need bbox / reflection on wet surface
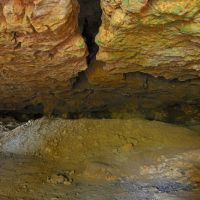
[0,149,200,200]
[0,118,200,199]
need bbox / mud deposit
[0,118,200,200]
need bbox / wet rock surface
[0,119,199,199]
[0,118,199,199]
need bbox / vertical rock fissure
[77,0,102,65]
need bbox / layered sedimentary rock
[96,0,200,80]
[0,0,87,111]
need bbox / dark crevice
[77,0,102,65]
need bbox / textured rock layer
[97,0,200,80]
[0,0,200,123]
[0,0,87,110]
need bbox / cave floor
[0,118,200,200]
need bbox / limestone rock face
[97,0,200,80]
[0,0,87,110]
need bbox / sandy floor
[0,117,200,199]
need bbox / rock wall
[0,0,87,110]
[0,0,199,123]
[97,0,200,80]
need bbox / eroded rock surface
[0,0,200,123]
[97,0,200,80]
[0,0,87,111]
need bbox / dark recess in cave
[77,0,102,65]
[0,104,44,122]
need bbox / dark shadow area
[0,104,44,122]
[77,0,102,65]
